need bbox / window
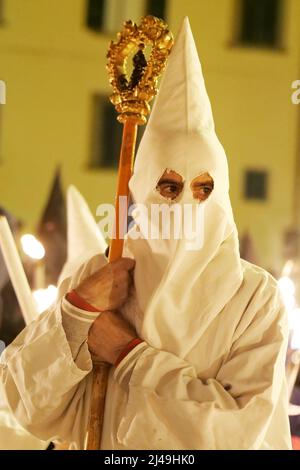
[86,0,105,31]
[86,0,167,34]
[146,0,167,19]
[238,0,281,48]
[244,170,268,200]
[90,95,121,169]
[90,95,144,169]
[0,0,5,24]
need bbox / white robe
[0,18,292,451]
[0,254,292,450]
[0,392,48,450]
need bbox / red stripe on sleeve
[114,338,144,368]
[66,290,102,313]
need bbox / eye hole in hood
[190,172,214,202]
[155,169,214,203]
[156,169,184,201]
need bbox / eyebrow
[157,179,183,185]
[192,180,214,186]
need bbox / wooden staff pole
[109,118,138,262]
[85,15,173,450]
[86,118,138,450]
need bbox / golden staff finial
[107,15,173,123]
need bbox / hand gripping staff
[86,16,173,450]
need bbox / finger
[115,269,133,288]
[128,268,134,284]
[114,269,128,282]
[111,257,135,272]
[129,283,135,297]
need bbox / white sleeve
[0,254,107,449]
[0,303,92,449]
[113,300,291,450]
[60,297,98,366]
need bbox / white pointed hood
[59,186,107,283]
[130,17,232,217]
[124,18,243,355]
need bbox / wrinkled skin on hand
[87,310,136,364]
[75,258,135,311]
[75,257,137,364]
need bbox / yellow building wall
[0,0,118,229]
[0,0,299,272]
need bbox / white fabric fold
[113,278,289,449]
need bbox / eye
[190,173,214,202]
[156,182,183,200]
[156,170,184,200]
[192,185,213,200]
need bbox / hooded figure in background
[58,185,107,283]
[0,208,25,345]
[0,18,291,450]
[0,208,48,450]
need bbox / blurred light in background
[289,309,300,350]
[278,275,300,350]
[33,285,58,314]
[20,234,45,260]
[278,276,296,311]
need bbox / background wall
[0,0,300,274]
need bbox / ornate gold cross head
[107,15,174,124]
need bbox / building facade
[0,0,300,272]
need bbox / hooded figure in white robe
[0,18,292,450]
[58,185,107,283]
